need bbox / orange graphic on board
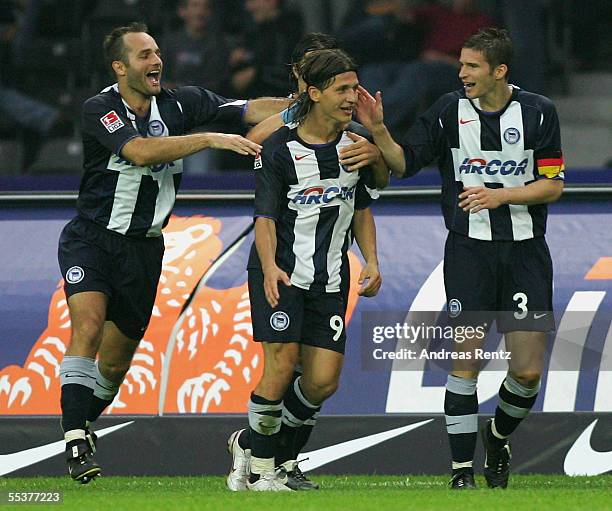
[0,215,364,415]
[585,257,612,280]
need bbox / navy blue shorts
[443,231,554,333]
[58,216,164,340]
[248,270,347,354]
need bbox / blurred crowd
[0,0,608,174]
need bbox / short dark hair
[291,32,339,68]
[103,22,149,76]
[290,32,339,88]
[292,48,357,124]
[463,27,513,73]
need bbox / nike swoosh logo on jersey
[459,118,477,125]
[564,419,612,476]
[0,421,133,476]
[299,419,433,472]
[534,313,548,319]
[294,153,313,161]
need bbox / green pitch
[2,475,611,510]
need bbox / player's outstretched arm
[246,113,285,144]
[247,99,305,143]
[459,179,564,214]
[121,133,262,167]
[352,208,382,297]
[243,97,292,125]
[254,217,291,308]
[355,86,406,177]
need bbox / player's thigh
[449,326,490,377]
[498,237,554,333]
[297,292,346,400]
[505,330,548,383]
[261,341,301,376]
[65,291,109,356]
[443,233,494,375]
[107,236,165,341]
[67,291,108,326]
[248,269,304,344]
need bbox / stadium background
[1,0,611,478]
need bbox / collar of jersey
[467,85,519,118]
[293,128,344,149]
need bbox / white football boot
[226,429,251,491]
[246,471,293,492]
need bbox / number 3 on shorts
[513,292,528,320]
[329,315,344,341]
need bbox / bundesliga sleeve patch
[537,157,565,179]
[100,110,125,133]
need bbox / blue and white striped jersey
[401,85,564,241]
[248,121,379,293]
[78,84,245,237]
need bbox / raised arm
[355,86,406,177]
[246,113,285,144]
[243,97,292,125]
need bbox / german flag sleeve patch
[537,153,565,180]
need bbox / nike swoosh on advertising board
[564,419,612,476]
[300,419,434,472]
[0,420,431,476]
[0,421,134,476]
